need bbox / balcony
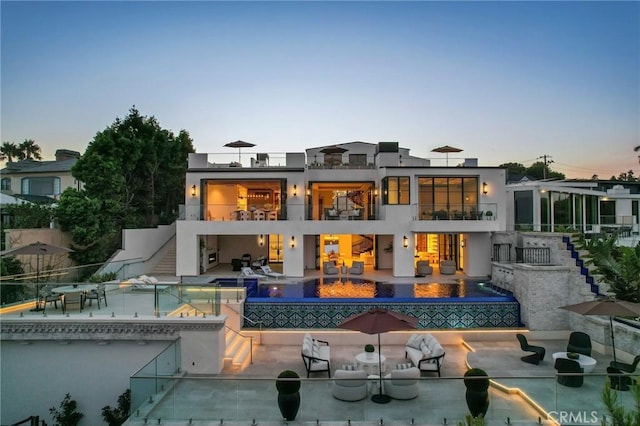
[415,203,497,221]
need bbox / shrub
[463,368,489,391]
[102,389,131,426]
[276,370,301,394]
[49,393,83,426]
[364,344,375,353]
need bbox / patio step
[224,329,252,372]
[152,237,176,276]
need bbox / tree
[3,203,55,229]
[610,170,639,182]
[0,256,25,304]
[49,393,83,426]
[0,141,20,162]
[526,161,565,180]
[498,162,527,178]
[17,138,42,160]
[102,389,131,426]
[56,107,194,265]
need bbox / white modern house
[177,141,506,280]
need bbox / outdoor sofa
[404,333,446,376]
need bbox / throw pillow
[396,363,413,370]
[341,364,357,371]
[406,334,423,350]
[312,341,320,356]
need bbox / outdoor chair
[62,291,84,314]
[383,366,420,400]
[240,253,252,268]
[231,258,243,271]
[607,366,636,391]
[567,331,592,356]
[439,260,456,275]
[332,369,367,401]
[85,283,107,309]
[416,261,433,276]
[516,334,545,365]
[251,256,268,269]
[240,267,266,279]
[610,355,640,374]
[349,261,364,275]
[39,285,61,312]
[260,265,286,279]
[555,358,584,388]
[324,261,339,275]
[301,333,331,378]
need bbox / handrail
[224,325,254,365]
[224,301,264,330]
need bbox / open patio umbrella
[431,145,463,166]
[320,145,349,154]
[560,297,640,364]
[338,308,419,403]
[224,140,255,163]
[0,241,73,311]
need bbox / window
[21,177,61,197]
[1,178,10,191]
[417,176,479,216]
[348,154,367,166]
[382,177,409,205]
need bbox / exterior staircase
[561,235,601,296]
[151,237,176,276]
[224,328,253,372]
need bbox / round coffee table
[552,352,597,373]
[355,352,386,375]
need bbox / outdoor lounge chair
[610,355,640,374]
[555,358,584,387]
[301,333,331,378]
[567,331,592,356]
[240,267,267,279]
[516,334,545,365]
[251,256,268,269]
[260,265,286,279]
[324,261,339,275]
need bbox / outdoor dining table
[51,284,98,295]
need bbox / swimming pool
[249,278,511,299]
[241,278,521,329]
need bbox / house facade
[177,142,507,279]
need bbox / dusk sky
[1,1,638,179]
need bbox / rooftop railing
[414,203,498,221]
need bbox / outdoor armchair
[85,283,107,309]
[383,367,420,400]
[416,261,433,276]
[332,369,367,401]
[323,261,339,275]
[349,261,364,275]
[555,358,584,387]
[610,355,640,374]
[39,285,61,312]
[516,334,545,365]
[62,291,84,314]
[567,331,592,356]
[301,333,331,378]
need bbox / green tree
[17,138,42,160]
[49,393,83,426]
[101,389,131,426]
[526,161,565,180]
[611,170,638,182]
[0,141,20,162]
[56,107,194,264]
[3,203,55,229]
[0,256,25,304]
[498,162,527,179]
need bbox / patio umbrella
[560,297,640,364]
[431,145,463,166]
[0,241,73,311]
[224,140,255,163]
[320,145,348,154]
[338,308,419,403]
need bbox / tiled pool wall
[243,298,522,329]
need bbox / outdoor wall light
[293,185,297,197]
[306,188,311,196]
[482,182,488,195]
[290,236,296,248]
[402,235,409,249]
[258,235,264,247]
[374,188,379,196]
[191,185,197,197]
[461,239,466,248]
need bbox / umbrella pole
[371,333,391,404]
[30,254,43,312]
[610,316,617,364]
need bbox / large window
[417,176,479,217]
[382,177,409,205]
[1,178,10,191]
[514,190,533,230]
[21,177,61,196]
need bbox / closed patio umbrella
[0,241,73,311]
[338,308,418,403]
[560,297,640,364]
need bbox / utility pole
[537,154,554,179]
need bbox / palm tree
[18,139,42,160]
[0,142,20,162]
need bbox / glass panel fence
[129,373,639,424]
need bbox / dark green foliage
[276,370,301,394]
[3,203,55,229]
[102,389,131,426]
[601,379,640,425]
[89,272,117,283]
[49,393,83,426]
[364,344,375,353]
[575,234,640,303]
[0,256,25,304]
[55,106,195,265]
[464,368,490,419]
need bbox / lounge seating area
[404,333,446,376]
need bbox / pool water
[249,278,510,299]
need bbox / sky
[1,1,638,179]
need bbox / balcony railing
[415,203,498,221]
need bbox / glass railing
[128,372,638,424]
[0,281,246,318]
[415,203,498,221]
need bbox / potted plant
[276,370,301,421]
[485,211,493,220]
[463,368,490,419]
[364,344,375,359]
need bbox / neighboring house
[505,179,640,239]
[0,149,81,200]
[178,141,507,278]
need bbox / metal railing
[515,247,551,264]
